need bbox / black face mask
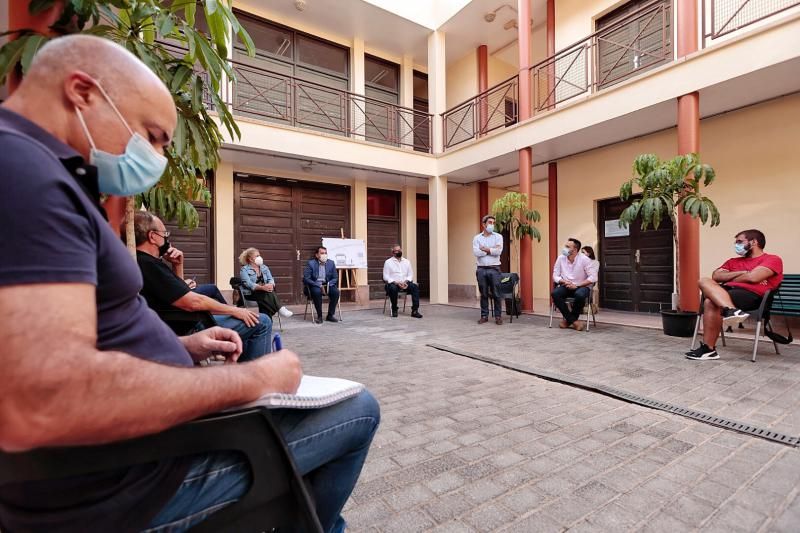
[158,237,171,257]
[393,251,402,258]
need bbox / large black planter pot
[661,309,698,337]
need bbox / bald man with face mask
[0,35,379,533]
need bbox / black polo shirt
[0,107,193,532]
[136,250,193,309]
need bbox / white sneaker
[278,306,294,318]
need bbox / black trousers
[551,285,591,324]
[245,290,282,317]
[476,267,502,318]
[385,282,420,311]
[306,284,340,318]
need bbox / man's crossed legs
[686,277,756,361]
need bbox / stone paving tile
[275,305,800,531]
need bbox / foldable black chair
[231,277,282,332]
[383,287,408,315]
[0,408,323,532]
[548,282,597,331]
[690,285,781,362]
[302,285,343,322]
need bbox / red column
[478,180,489,231]
[7,0,62,93]
[477,45,488,135]
[546,0,555,109]
[518,0,533,311]
[677,0,700,312]
[548,162,558,276]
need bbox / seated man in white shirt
[383,244,422,319]
[552,237,598,331]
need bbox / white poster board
[604,219,630,238]
[322,238,368,269]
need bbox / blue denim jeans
[212,313,272,361]
[143,390,380,533]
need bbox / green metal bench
[771,274,800,318]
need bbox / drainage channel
[427,343,799,448]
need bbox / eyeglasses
[151,230,170,239]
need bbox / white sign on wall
[321,238,368,269]
[604,219,630,238]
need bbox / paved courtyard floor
[278,304,800,532]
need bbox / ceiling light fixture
[294,0,307,12]
[484,3,517,23]
[301,161,314,173]
[488,167,500,176]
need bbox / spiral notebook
[233,375,364,410]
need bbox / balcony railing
[703,0,800,44]
[222,59,432,153]
[442,76,519,150]
[442,0,672,150]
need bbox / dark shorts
[723,286,762,311]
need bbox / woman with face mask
[238,248,293,319]
[581,246,601,316]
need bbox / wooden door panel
[416,219,430,298]
[367,218,400,299]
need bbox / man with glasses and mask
[551,237,598,331]
[686,229,783,361]
[383,244,423,318]
[133,210,273,361]
[0,36,379,533]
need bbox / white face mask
[254,256,264,266]
[319,254,328,262]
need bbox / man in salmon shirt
[686,229,783,361]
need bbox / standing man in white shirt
[473,215,504,325]
[552,237,598,330]
[383,244,423,318]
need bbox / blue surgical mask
[75,82,167,196]
[561,247,570,257]
[485,224,495,233]
[734,242,749,256]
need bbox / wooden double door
[165,175,215,284]
[598,197,673,312]
[234,175,350,304]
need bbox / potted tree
[618,153,720,336]
[491,191,541,316]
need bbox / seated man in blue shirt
[303,246,340,324]
[133,210,272,360]
[0,35,379,533]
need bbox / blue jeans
[476,267,502,318]
[143,390,381,533]
[212,313,271,361]
[193,284,227,304]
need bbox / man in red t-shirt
[686,229,783,361]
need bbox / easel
[337,228,359,302]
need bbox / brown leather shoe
[571,321,586,331]
[478,317,489,324]
[495,317,503,325]
[559,319,568,329]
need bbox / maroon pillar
[478,180,489,231]
[677,0,700,312]
[477,44,488,135]
[518,0,533,311]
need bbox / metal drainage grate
[427,343,800,447]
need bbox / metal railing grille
[706,0,800,39]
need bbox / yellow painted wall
[555,0,626,50]
[446,50,520,109]
[556,94,800,296]
[447,183,479,286]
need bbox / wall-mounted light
[295,0,307,12]
[301,161,314,172]
[488,167,500,176]
[484,4,517,23]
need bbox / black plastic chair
[548,282,597,331]
[488,273,520,323]
[690,285,781,362]
[0,408,323,532]
[231,277,282,332]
